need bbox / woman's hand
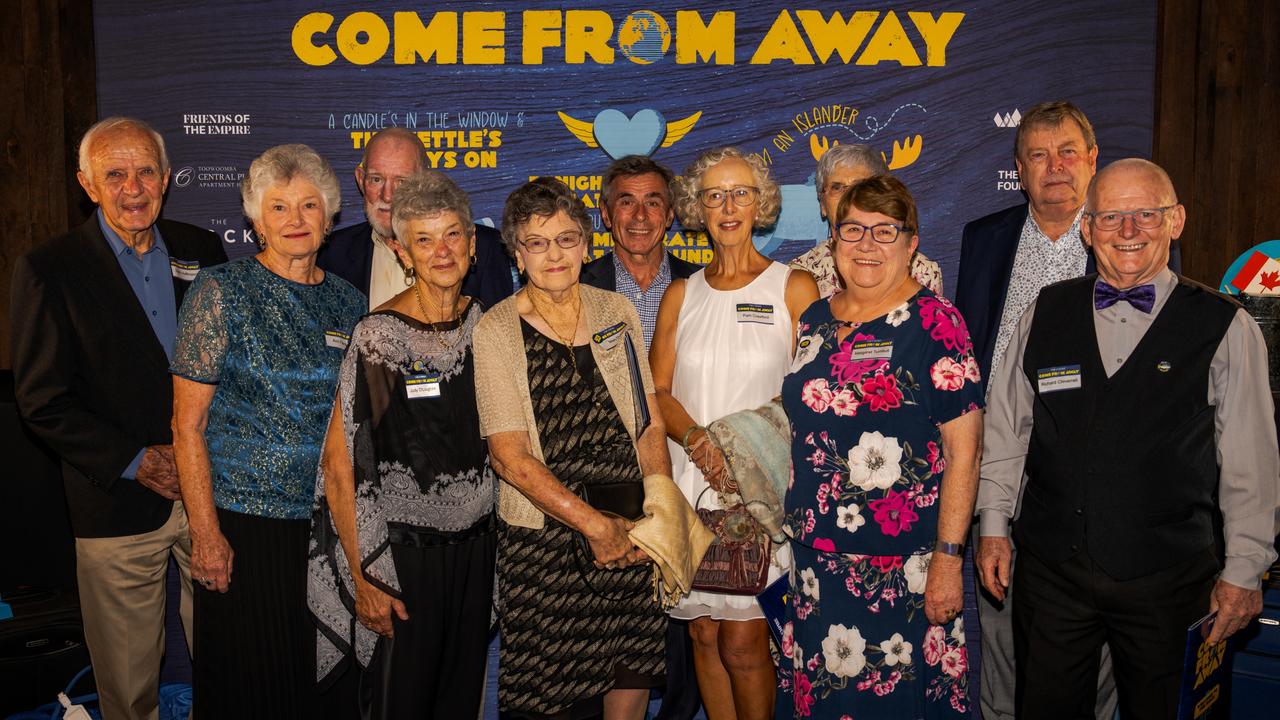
[924,552,964,625]
[190,527,235,594]
[686,430,735,493]
[355,579,409,638]
[586,514,636,569]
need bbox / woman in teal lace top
[171,144,364,719]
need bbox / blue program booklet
[757,576,790,645]
[1177,611,1228,719]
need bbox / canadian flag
[1228,251,1280,295]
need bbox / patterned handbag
[690,486,772,595]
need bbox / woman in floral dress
[780,175,983,718]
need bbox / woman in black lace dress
[473,178,671,719]
[308,171,496,718]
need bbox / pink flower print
[857,669,882,691]
[941,647,968,678]
[926,441,945,474]
[794,671,815,717]
[874,682,893,696]
[861,373,903,412]
[924,625,946,666]
[869,555,904,573]
[915,486,939,508]
[868,490,919,536]
[963,354,982,383]
[816,484,830,515]
[829,333,889,383]
[809,448,827,467]
[829,478,842,499]
[844,575,859,595]
[930,356,966,391]
[807,653,822,672]
[804,509,816,534]
[881,586,898,606]
[951,694,968,713]
[830,388,860,416]
[917,296,971,352]
[782,622,796,661]
[812,537,836,552]
[802,378,835,413]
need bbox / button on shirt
[987,209,1088,393]
[614,252,671,346]
[98,208,178,477]
[978,268,1280,589]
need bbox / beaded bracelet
[681,424,705,450]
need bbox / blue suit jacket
[954,202,1182,387]
[316,221,514,309]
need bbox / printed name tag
[736,303,775,325]
[324,330,350,350]
[170,258,200,281]
[405,373,442,399]
[849,339,893,361]
[1037,364,1082,393]
[592,321,627,352]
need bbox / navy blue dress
[779,291,983,719]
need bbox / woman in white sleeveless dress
[651,147,819,720]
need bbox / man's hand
[925,553,965,625]
[977,535,1013,602]
[1206,579,1263,644]
[136,444,181,500]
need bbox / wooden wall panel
[1154,0,1280,287]
[0,0,97,370]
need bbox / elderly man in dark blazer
[317,126,512,309]
[579,155,699,720]
[10,117,226,720]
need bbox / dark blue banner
[95,1,1156,289]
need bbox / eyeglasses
[698,186,759,209]
[834,221,911,244]
[518,230,584,254]
[1086,206,1174,231]
[824,182,855,197]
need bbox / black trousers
[1013,544,1218,720]
[193,509,317,720]
[366,532,497,719]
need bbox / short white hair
[241,144,341,224]
[78,117,170,176]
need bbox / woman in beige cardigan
[474,177,682,720]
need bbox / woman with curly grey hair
[171,143,364,717]
[308,170,496,718]
[650,146,819,720]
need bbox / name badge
[405,373,442,399]
[324,330,350,350]
[1037,364,1082,393]
[849,339,893,361]
[170,258,200,281]
[592,321,627,352]
[736,303,775,325]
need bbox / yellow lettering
[796,11,877,64]
[751,11,814,65]
[523,10,562,64]
[565,11,614,64]
[463,12,505,64]
[393,11,457,64]
[857,11,922,66]
[336,12,390,66]
[909,12,964,66]
[675,11,734,65]
[292,13,336,66]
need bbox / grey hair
[1085,158,1178,211]
[815,143,888,199]
[78,117,170,176]
[390,171,475,241]
[241,144,341,224]
[673,147,781,231]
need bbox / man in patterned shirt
[956,100,1173,720]
[581,155,699,346]
[789,143,944,297]
[579,154,701,720]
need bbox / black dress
[496,321,666,719]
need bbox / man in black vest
[976,158,1278,718]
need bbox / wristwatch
[934,540,965,558]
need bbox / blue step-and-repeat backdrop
[94,0,1156,290]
